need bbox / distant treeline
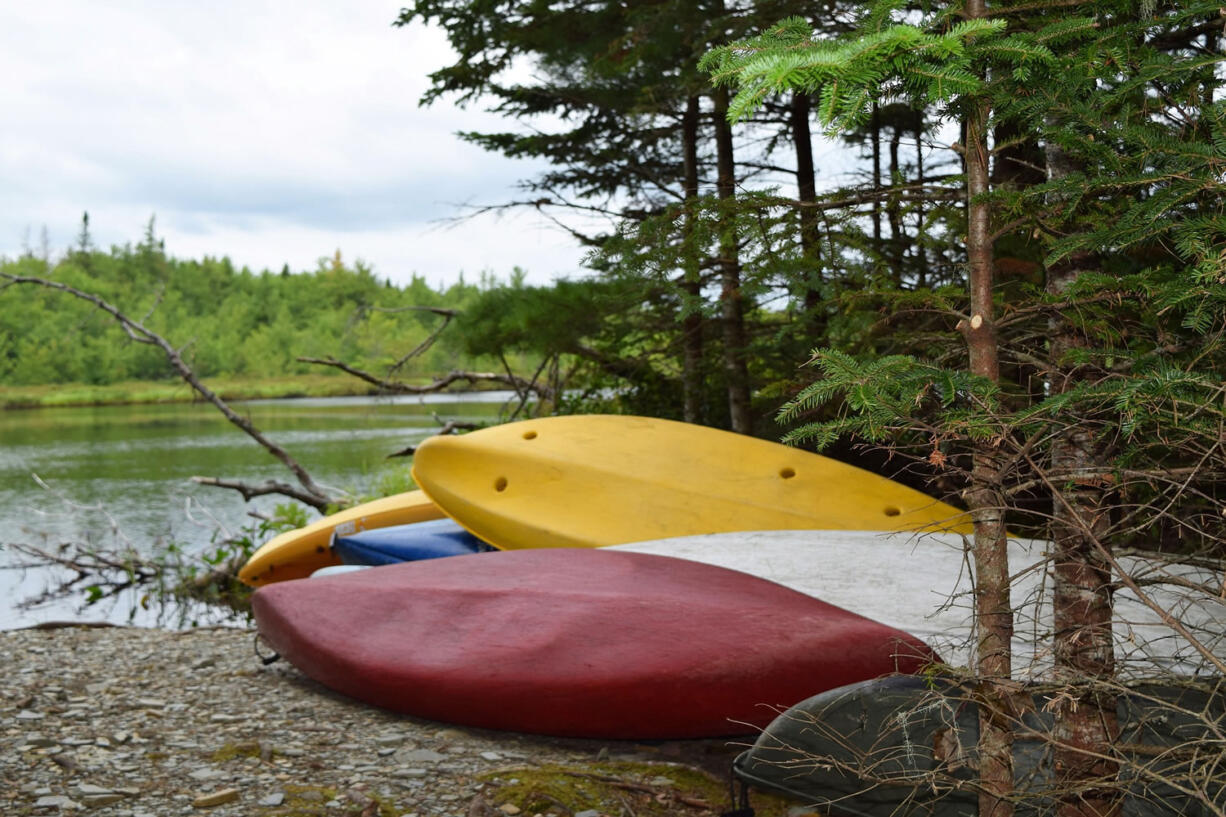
[0,226,515,388]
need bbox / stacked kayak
[244,413,979,738]
[239,490,444,586]
[297,528,1226,676]
[331,518,490,566]
[410,414,972,549]
[239,414,971,584]
[252,548,939,739]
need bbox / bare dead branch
[0,273,336,509]
[386,417,482,459]
[189,476,336,509]
[386,309,456,377]
[297,357,554,401]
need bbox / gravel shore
[1,625,766,817]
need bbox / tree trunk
[961,3,1014,813]
[791,92,822,316]
[712,84,753,434]
[1045,135,1120,817]
[915,114,929,289]
[870,102,882,248]
[680,94,705,425]
[888,119,904,284]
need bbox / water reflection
[0,392,516,629]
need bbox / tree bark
[1044,136,1120,817]
[870,102,882,247]
[791,92,822,315]
[712,84,753,434]
[680,94,705,425]
[888,116,905,283]
[915,114,929,288]
[961,3,1013,814]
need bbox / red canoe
[252,549,938,739]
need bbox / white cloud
[0,1,589,286]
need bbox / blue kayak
[330,518,491,566]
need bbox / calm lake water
[0,392,519,629]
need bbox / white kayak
[611,530,1226,678]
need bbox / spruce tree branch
[982,0,1098,17]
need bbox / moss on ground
[477,761,807,816]
[210,740,268,762]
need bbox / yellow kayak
[238,490,445,586]
[411,415,972,550]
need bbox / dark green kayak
[734,674,1225,817]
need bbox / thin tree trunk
[1045,136,1120,817]
[888,120,904,284]
[680,95,705,425]
[915,115,929,288]
[792,92,822,315]
[870,102,882,248]
[961,3,1014,814]
[712,84,753,434]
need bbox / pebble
[0,626,736,816]
[192,788,240,808]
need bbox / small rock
[480,751,502,762]
[575,811,602,817]
[74,784,114,796]
[134,699,165,709]
[188,768,226,781]
[498,805,521,816]
[257,792,285,807]
[34,795,83,809]
[16,709,45,720]
[192,656,217,670]
[191,788,240,808]
[397,748,447,763]
[82,793,125,807]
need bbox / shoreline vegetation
[0,373,452,410]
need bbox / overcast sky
[0,1,588,288]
